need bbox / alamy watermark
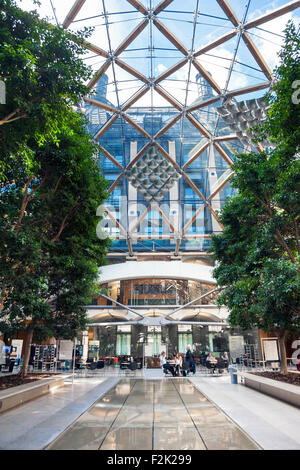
[292,80,300,105]
[0,80,6,105]
[292,340,300,366]
[96,196,210,249]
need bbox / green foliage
[211,21,300,342]
[264,21,300,148]
[0,0,93,174]
[0,110,110,340]
[0,1,110,342]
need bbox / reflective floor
[47,379,259,450]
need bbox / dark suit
[185,349,196,374]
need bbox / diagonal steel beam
[154,113,182,139]
[114,19,149,56]
[214,135,238,142]
[242,32,272,80]
[185,113,212,139]
[182,173,224,229]
[194,30,237,57]
[122,113,152,139]
[115,58,149,83]
[104,207,127,238]
[98,293,145,318]
[153,0,175,15]
[129,203,152,234]
[153,142,181,170]
[82,40,110,58]
[88,59,111,89]
[154,85,183,111]
[126,142,152,169]
[108,173,123,193]
[244,1,300,30]
[182,173,211,206]
[153,18,189,55]
[213,142,234,167]
[182,141,210,170]
[84,97,117,114]
[122,85,149,111]
[62,0,86,29]
[192,59,223,94]
[126,0,148,15]
[208,170,234,200]
[154,58,189,85]
[153,203,176,233]
[166,287,222,318]
[94,114,119,140]
[187,95,220,113]
[216,0,239,27]
[227,80,271,98]
[100,146,124,170]
[182,204,205,236]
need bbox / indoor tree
[0,109,110,375]
[211,21,300,374]
[0,0,93,174]
[0,1,110,375]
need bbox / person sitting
[221,351,229,362]
[160,351,176,376]
[206,352,217,373]
[185,345,196,376]
[174,353,183,376]
[220,351,229,371]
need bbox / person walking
[185,345,196,376]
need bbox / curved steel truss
[60,0,299,255]
[87,286,228,327]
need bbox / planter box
[239,372,300,408]
[0,376,65,414]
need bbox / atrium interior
[0,0,299,453]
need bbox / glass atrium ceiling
[18,0,300,255]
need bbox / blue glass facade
[86,74,243,253]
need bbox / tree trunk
[278,330,288,375]
[21,324,34,378]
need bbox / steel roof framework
[61,0,300,255]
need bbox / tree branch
[14,174,48,234]
[51,202,80,243]
[252,191,298,266]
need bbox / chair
[153,357,161,368]
[147,357,154,368]
[206,361,216,374]
[216,360,229,373]
[88,361,97,370]
[181,361,190,377]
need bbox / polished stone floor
[47,379,259,450]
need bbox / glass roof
[17,1,300,107]
[17,0,300,256]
